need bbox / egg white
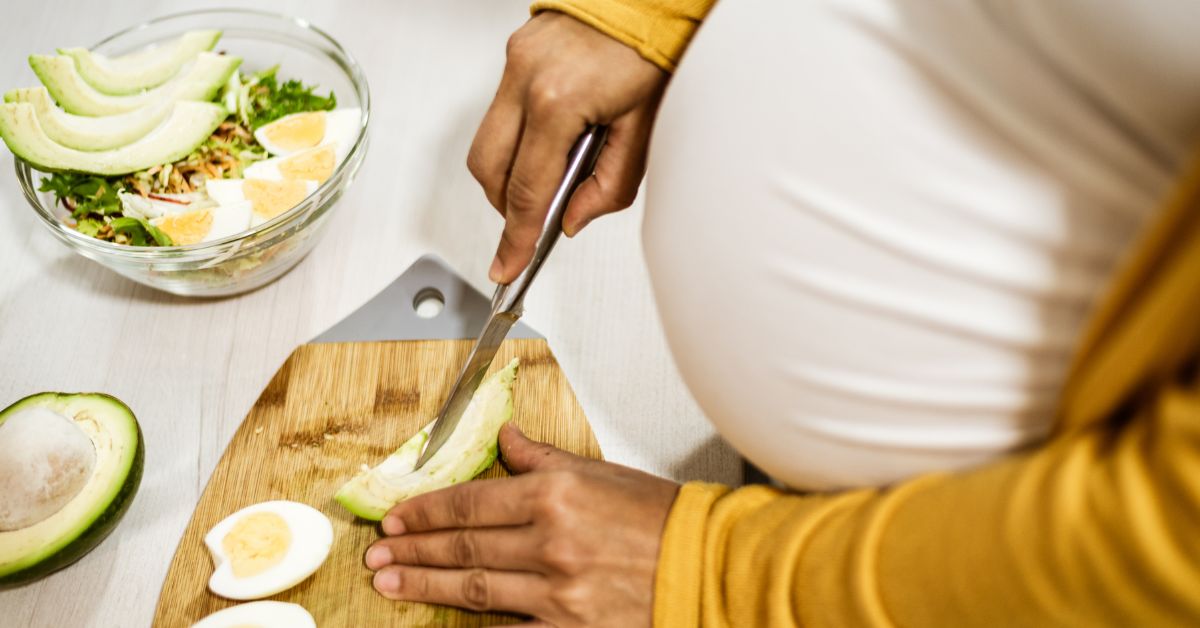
[205,178,320,227]
[204,200,253,242]
[191,601,316,628]
[253,107,361,160]
[204,500,333,601]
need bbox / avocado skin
[0,392,144,589]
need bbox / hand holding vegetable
[365,423,679,627]
[469,12,669,283]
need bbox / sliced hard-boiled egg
[118,191,215,221]
[191,601,316,628]
[244,144,337,184]
[205,178,319,226]
[253,108,360,160]
[151,200,252,245]
[204,500,333,601]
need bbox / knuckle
[505,174,541,216]
[462,568,491,611]
[450,488,476,525]
[451,530,478,567]
[403,506,431,533]
[526,78,572,115]
[466,148,488,183]
[534,471,582,519]
[550,582,593,622]
[505,31,532,67]
[540,536,581,575]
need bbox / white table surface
[0,1,741,625]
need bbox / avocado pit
[0,406,96,531]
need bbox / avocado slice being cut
[58,29,221,96]
[7,86,200,152]
[0,393,144,588]
[336,359,519,521]
[0,100,226,175]
[25,51,239,117]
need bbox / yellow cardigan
[533,1,1200,624]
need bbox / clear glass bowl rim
[13,8,371,262]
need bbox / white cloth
[642,0,1200,490]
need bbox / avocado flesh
[336,359,518,521]
[0,100,226,175]
[7,86,201,152]
[26,52,240,117]
[59,29,221,96]
[0,393,143,588]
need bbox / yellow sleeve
[654,382,1200,626]
[654,150,1200,627]
[530,0,716,71]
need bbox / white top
[643,0,1200,489]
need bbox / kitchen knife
[414,125,608,469]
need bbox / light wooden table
[0,1,741,625]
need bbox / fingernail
[564,218,590,238]
[374,569,401,594]
[365,545,392,570]
[382,515,405,536]
[488,256,503,282]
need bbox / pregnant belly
[641,0,1170,489]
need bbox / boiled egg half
[191,601,316,628]
[254,108,360,162]
[151,201,253,245]
[244,144,337,184]
[205,500,333,600]
[206,178,319,226]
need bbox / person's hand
[469,12,669,284]
[364,423,680,627]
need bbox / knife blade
[415,125,608,469]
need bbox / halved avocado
[0,393,144,588]
[26,52,239,117]
[336,359,519,521]
[0,100,226,175]
[58,29,221,96]
[7,87,184,152]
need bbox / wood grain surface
[154,338,602,627]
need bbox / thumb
[499,422,591,474]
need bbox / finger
[494,622,553,628]
[373,565,549,616]
[467,88,524,215]
[492,104,585,283]
[381,473,542,535]
[500,422,592,474]
[562,105,656,237]
[366,526,543,572]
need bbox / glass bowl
[14,9,370,297]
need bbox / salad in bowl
[4,10,369,296]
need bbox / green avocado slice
[25,51,239,117]
[336,359,519,521]
[0,100,226,175]
[58,29,221,96]
[0,393,144,588]
[6,86,202,152]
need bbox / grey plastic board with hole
[311,255,542,343]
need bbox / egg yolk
[261,112,326,152]
[154,209,213,245]
[221,511,292,579]
[279,146,335,183]
[243,179,312,221]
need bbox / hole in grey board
[413,288,445,319]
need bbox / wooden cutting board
[153,338,602,627]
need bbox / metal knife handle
[491,125,609,316]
